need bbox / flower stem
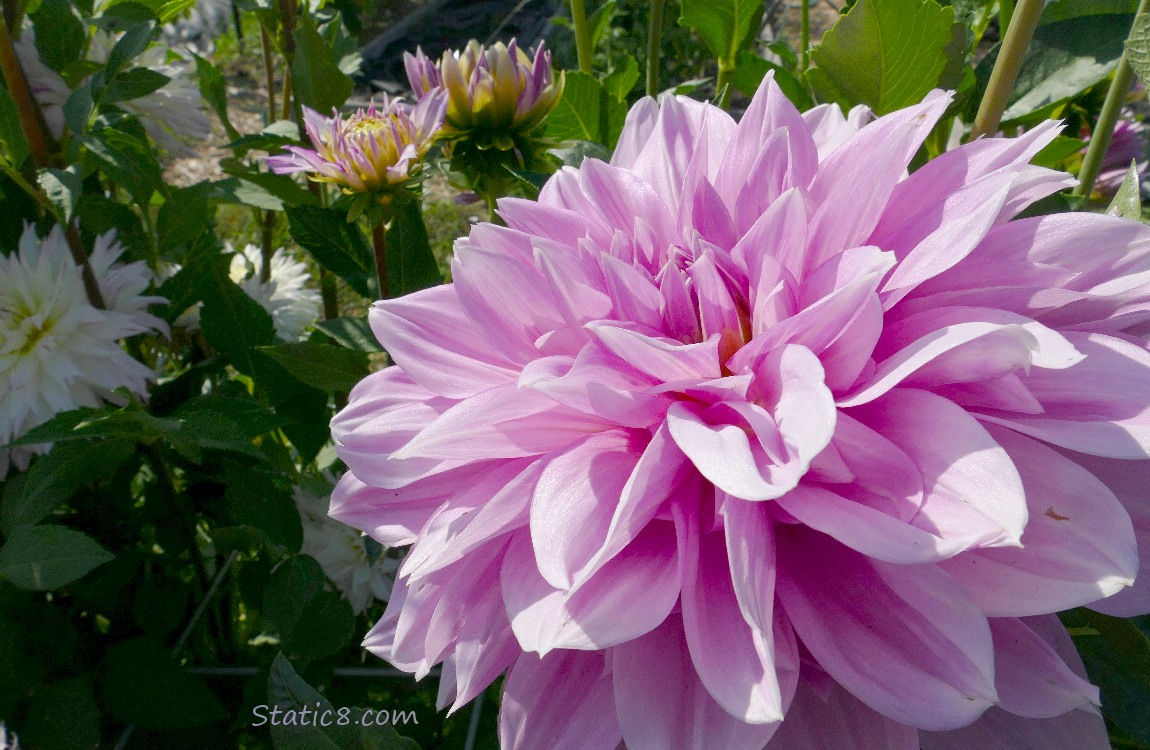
[968,0,1043,141]
[716,62,734,110]
[1072,0,1150,200]
[371,221,391,299]
[570,0,593,74]
[645,0,666,96]
[801,0,811,73]
[0,17,56,168]
[260,24,278,123]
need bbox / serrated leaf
[101,20,156,79]
[1,439,136,533]
[0,526,114,590]
[808,0,958,115]
[193,52,240,141]
[315,317,383,352]
[199,265,277,374]
[387,197,442,297]
[974,13,1132,125]
[286,205,377,298]
[37,165,82,222]
[603,55,640,101]
[291,14,353,113]
[543,70,628,149]
[1107,160,1143,219]
[733,52,814,111]
[1126,13,1150,86]
[258,343,370,392]
[678,0,763,67]
[103,637,228,728]
[81,129,164,204]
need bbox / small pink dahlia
[331,75,1150,748]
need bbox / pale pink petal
[765,678,919,750]
[918,708,1109,750]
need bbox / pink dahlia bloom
[1093,116,1147,195]
[267,94,447,194]
[331,75,1150,748]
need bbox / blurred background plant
[1,0,1150,749]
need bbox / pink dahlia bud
[331,74,1150,748]
[404,39,563,139]
[1092,117,1147,195]
[267,92,447,194]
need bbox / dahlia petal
[578,159,677,251]
[611,96,660,169]
[503,524,679,652]
[572,423,694,588]
[499,649,622,750]
[369,286,518,398]
[918,708,1109,750]
[941,428,1137,616]
[983,333,1150,459]
[679,505,785,724]
[533,240,613,331]
[805,93,950,270]
[519,347,668,427]
[599,251,664,330]
[849,388,1028,548]
[666,401,786,501]
[329,472,446,546]
[452,244,562,362]
[398,384,612,461]
[989,617,1099,719]
[730,187,805,310]
[444,589,521,712]
[530,429,644,588]
[613,616,781,750]
[764,679,919,750]
[587,322,720,381]
[776,485,973,563]
[776,527,997,730]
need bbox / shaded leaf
[1107,160,1143,219]
[103,67,170,104]
[258,342,370,392]
[1073,609,1150,744]
[315,317,383,353]
[733,51,814,110]
[81,129,164,204]
[37,165,82,223]
[387,197,441,297]
[193,52,240,141]
[199,262,277,374]
[102,637,228,728]
[291,14,353,113]
[0,526,114,591]
[286,205,377,298]
[0,85,30,167]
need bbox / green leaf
[315,317,384,352]
[602,55,640,101]
[216,463,302,555]
[156,250,226,323]
[543,70,628,149]
[254,356,331,464]
[0,526,114,591]
[10,402,182,447]
[101,20,156,80]
[81,129,164,204]
[291,13,353,113]
[199,262,277,374]
[550,139,612,167]
[589,0,619,48]
[267,653,423,750]
[285,205,377,298]
[30,0,87,72]
[732,52,814,111]
[102,637,228,728]
[678,0,764,67]
[289,591,355,661]
[21,675,101,750]
[259,342,370,392]
[973,13,1132,125]
[158,181,218,251]
[193,52,240,141]
[221,158,318,210]
[1042,0,1139,24]
[63,84,94,136]
[37,165,82,223]
[1,439,135,532]
[1031,134,1087,168]
[1126,13,1150,86]
[1107,160,1144,220]
[808,0,958,115]
[262,555,326,639]
[169,384,285,458]
[0,85,30,167]
[387,197,442,297]
[102,67,170,104]
[1074,610,1150,743]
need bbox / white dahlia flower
[294,482,398,614]
[228,244,322,341]
[0,226,166,476]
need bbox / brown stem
[0,16,56,166]
[66,224,107,308]
[2,0,20,35]
[371,221,390,299]
[280,69,293,122]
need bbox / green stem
[968,0,1043,141]
[371,220,391,299]
[570,0,593,74]
[259,209,275,281]
[645,0,666,96]
[319,268,338,320]
[998,0,1015,39]
[2,0,21,37]
[801,0,811,73]
[716,62,734,110]
[1073,0,1150,199]
[260,24,277,123]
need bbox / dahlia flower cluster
[267,94,448,200]
[1,227,166,476]
[405,40,563,144]
[331,76,1150,748]
[14,27,211,156]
